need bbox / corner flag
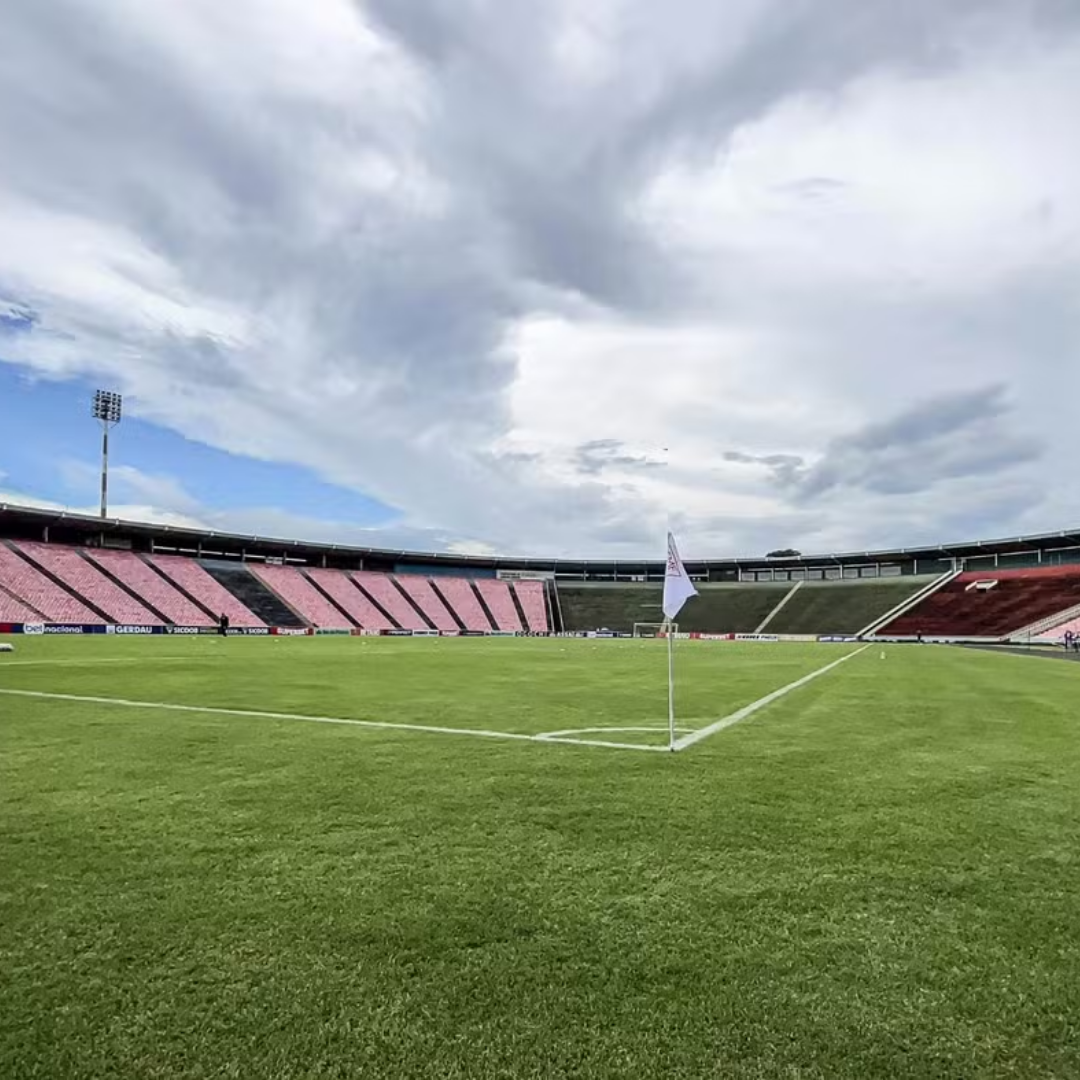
[663,532,697,621]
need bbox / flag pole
[667,622,676,751]
[663,531,697,755]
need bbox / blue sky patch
[0,362,397,526]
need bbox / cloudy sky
[1,0,1078,558]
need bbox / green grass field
[2,637,1079,1078]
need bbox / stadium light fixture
[92,389,123,519]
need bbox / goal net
[633,622,677,638]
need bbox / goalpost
[633,622,677,638]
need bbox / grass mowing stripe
[674,643,870,750]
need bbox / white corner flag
[662,532,697,752]
[663,532,698,621]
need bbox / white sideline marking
[672,644,870,751]
[0,657,198,668]
[0,686,666,753]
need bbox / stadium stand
[6,499,1080,642]
[557,583,788,634]
[513,580,550,633]
[432,577,492,632]
[85,549,213,626]
[352,572,428,631]
[201,564,304,627]
[394,575,459,632]
[766,578,937,635]
[556,585,660,633]
[15,541,160,624]
[474,578,523,632]
[306,568,393,631]
[669,585,787,633]
[883,566,1080,638]
[1038,614,1080,642]
[149,555,265,627]
[250,564,349,628]
[0,582,43,623]
[0,543,103,623]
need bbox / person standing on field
[219,612,230,637]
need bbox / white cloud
[640,35,1080,296]
[1,0,1079,558]
[0,195,250,354]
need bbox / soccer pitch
[2,638,1079,1078]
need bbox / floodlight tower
[92,389,122,519]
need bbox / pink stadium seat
[1038,614,1080,641]
[475,578,523,632]
[149,555,264,627]
[513,580,549,632]
[249,564,347,628]
[0,543,102,623]
[394,575,458,632]
[306,569,392,630]
[351,572,427,631]
[0,583,42,623]
[16,542,159,624]
[433,577,492,632]
[85,549,213,625]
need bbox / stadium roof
[2,502,1079,573]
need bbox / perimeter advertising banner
[1,623,542,638]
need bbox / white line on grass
[672,644,871,751]
[0,686,668,753]
[536,734,670,752]
[536,725,692,741]
[0,657,200,668]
